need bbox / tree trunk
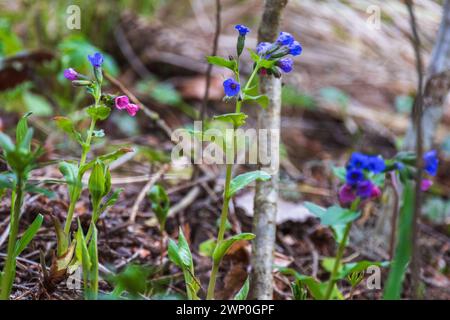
[250,0,287,300]
[403,0,450,151]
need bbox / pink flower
[338,184,356,205]
[64,68,78,81]
[370,185,382,199]
[126,103,139,117]
[421,179,433,192]
[115,95,129,110]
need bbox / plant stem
[206,164,232,300]
[63,96,98,236]
[206,65,261,300]
[0,175,24,300]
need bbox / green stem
[324,222,352,300]
[206,64,261,300]
[206,164,232,300]
[324,200,359,300]
[0,175,24,300]
[63,95,98,236]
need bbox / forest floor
[0,0,449,300]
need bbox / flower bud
[64,68,79,81]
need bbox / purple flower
[115,95,129,110]
[126,103,139,117]
[289,41,303,56]
[421,179,433,191]
[63,68,78,81]
[370,185,382,199]
[235,24,250,36]
[423,150,438,176]
[277,58,293,73]
[338,184,356,205]
[276,32,294,46]
[223,78,240,97]
[88,52,104,68]
[356,180,375,199]
[346,168,364,185]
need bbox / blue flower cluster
[345,152,385,186]
[339,152,385,204]
[256,31,302,74]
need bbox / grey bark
[250,0,287,300]
[403,0,450,151]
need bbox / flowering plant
[168,26,302,300]
[297,149,439,300]
[51,52,136,299]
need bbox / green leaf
[54,116,83,145]
[338,261,389,280]
[52,216,69,257]
[168,238,182,267]
[148,184,170,231]
[25,184,55,198]
[248,49,260,63]
[228,171,271,198]
[243,94,269,109]
[371,173,385,187]
[16,127,33,151]
[213,233,255,263]
[86,105,111,121]
[198,238,216,257]
[291,280,308,300]
[178,228,194,268]
[303,202,326,217]
[234,277,250,300]
[75,220,89,269]
[384,181,414,300]
[88,161,107,211]
[14,214,43,257]
[331,166,346,182]
[100,188,123,213]
[206,56,237,72]
[59,161,82,200]
[88,225,99,300]
[304,203,360,226]
[213,112,248,128]
[168,229,199,300]
[282,85,316,109]
[0,132,15,153]
[259,59,275,69]
[23,92,52,116]
[16,112,31,146]
[277,267,325,300]
[80,147,133,176]
[331,224,347,244]
[0,172,15,189]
